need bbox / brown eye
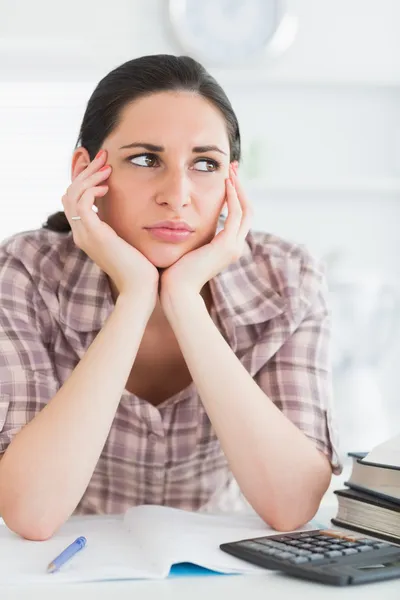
[194,159,219,172]
[129,153,158,167]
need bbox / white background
[0,0,399,455]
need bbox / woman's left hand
[160,165,253,300]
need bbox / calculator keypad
[237,531,393,565]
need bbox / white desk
[2,570,400,600]
[2,473,400,599]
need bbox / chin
[143,246,187,269]
[137,231,215,269]
[152,257,181,269]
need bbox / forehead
[108,91,229,148]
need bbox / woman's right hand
[62,149,159,305]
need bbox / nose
[155,170,191,210]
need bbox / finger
[231,160,239,176]
[222,178,242,237]
[73,149,108,184]
[230,169,253,238]
[238,208,252,240]
[67,164,112,201]
[64,185,108,228]
[230,167,249,210]
[76,185,109,227]
[62,165,111,216]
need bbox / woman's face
[72,91,233,269]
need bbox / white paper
[123,505,276,575]
[0,505,313,584]
[0,515,161,584]
[363,433,400,468]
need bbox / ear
[70,147,91,181]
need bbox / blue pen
[47,536,87,573]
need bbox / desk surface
[2,472,400,598]
[2,569,400,600]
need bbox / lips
[145,226,194,243]
[145,220,194,232]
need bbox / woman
[0,54,341,540]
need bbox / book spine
[344,482,400,507]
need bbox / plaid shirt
[0,226,341,515]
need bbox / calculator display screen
[357,560,400,571]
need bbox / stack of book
[331,434,400,544]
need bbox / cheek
[195,172,225,192]
[96,181,141,228]
[193,174,226,209]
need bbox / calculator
[220,529,400,586]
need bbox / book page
[363,433,400,468]
[123,504,310,575]
[0,506,314,584]
[0,515,165,585]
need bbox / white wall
[0,0,399,455]
[1,0,399,83]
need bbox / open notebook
[0,504,314,584]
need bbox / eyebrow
[119,142,227,155]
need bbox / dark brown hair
[43,54,241,232]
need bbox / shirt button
[148,433,158,443]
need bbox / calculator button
[262,548,280,556]
[324,550,344,558]
[342,548,358,555]
[286,547,304,556]
[341,541,358,547]
[258,540,278,547]
[320,531,358,542]
[285,540,302,546]
[373,542,392,549]
[289,556,310,564]
[326,544,343,551]
[358,539,376,545]
[270,543,296,552]
[274,551,295,560]
[238,541,266,552]
[308,553,325,562]
[357,545,373,552]
[294,549,313,556]
[254,540,275,548]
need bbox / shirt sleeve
[256,254,342,474]
[0,250,60,454]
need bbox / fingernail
[99,164,111,171]
[95,149,105,160]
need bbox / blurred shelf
[243,178,400,194]
[210,70,400,89]
[1,76,400,109]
